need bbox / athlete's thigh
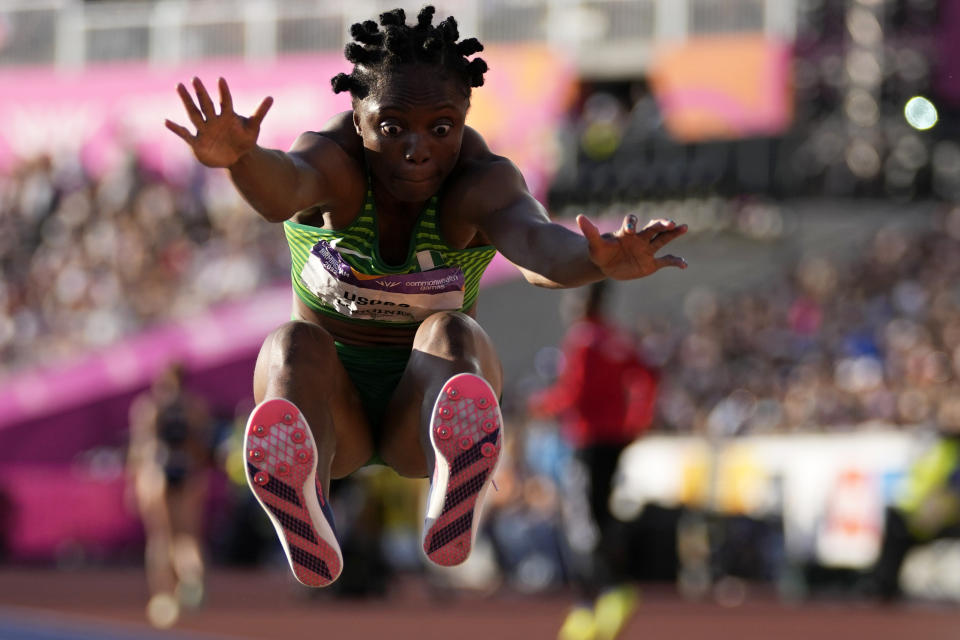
[379,312,502,477]
[253,321,373,478]
[135,466,172,532]
[166,473,209,537]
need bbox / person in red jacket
[529,280,658,640]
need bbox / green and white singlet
[284,186,497,327]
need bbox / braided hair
[330,6,488,103]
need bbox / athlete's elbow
[257,207,296,223]
[520,266,565,289]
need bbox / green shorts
[334,341,412,457]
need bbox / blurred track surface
[1,569,959,640]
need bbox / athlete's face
[353,65,469,203]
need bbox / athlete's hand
[165,77,273,168]
[577,213,688,280]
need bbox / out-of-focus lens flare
[904,96,938,130]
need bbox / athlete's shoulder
[318,111,364,158]
[459,126,505,164]
[440,128,529,228]
[284,112,366,221]
[288,111,366,209]
[454,126,525,188]
[289,111,363,166]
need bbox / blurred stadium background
[2,0,960,638]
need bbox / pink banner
[648,36,793,142]
[0,47,574,197]
[0,465,141,559]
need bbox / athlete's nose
[403,134,430,164]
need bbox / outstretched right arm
[165,77,340,222]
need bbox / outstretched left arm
[474,158,688,288]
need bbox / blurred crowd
[646,204,960,437]
[0,152,289,373]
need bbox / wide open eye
[380,122,403,137]
[432,123,452,137]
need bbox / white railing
[0,0,796,73]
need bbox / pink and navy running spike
[244,398,342,587]
[422,373,503,567]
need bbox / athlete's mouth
[396,174,437,184]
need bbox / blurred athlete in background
[530,281,660,640]
[866,422,960,602]
[127,363,215,628]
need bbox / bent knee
[266,321,338,368]
[255,321,339,400]
[418,310,478,334]
[414,312,501,390]
[415,311,489,354]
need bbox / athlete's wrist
[226,145,260,171]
